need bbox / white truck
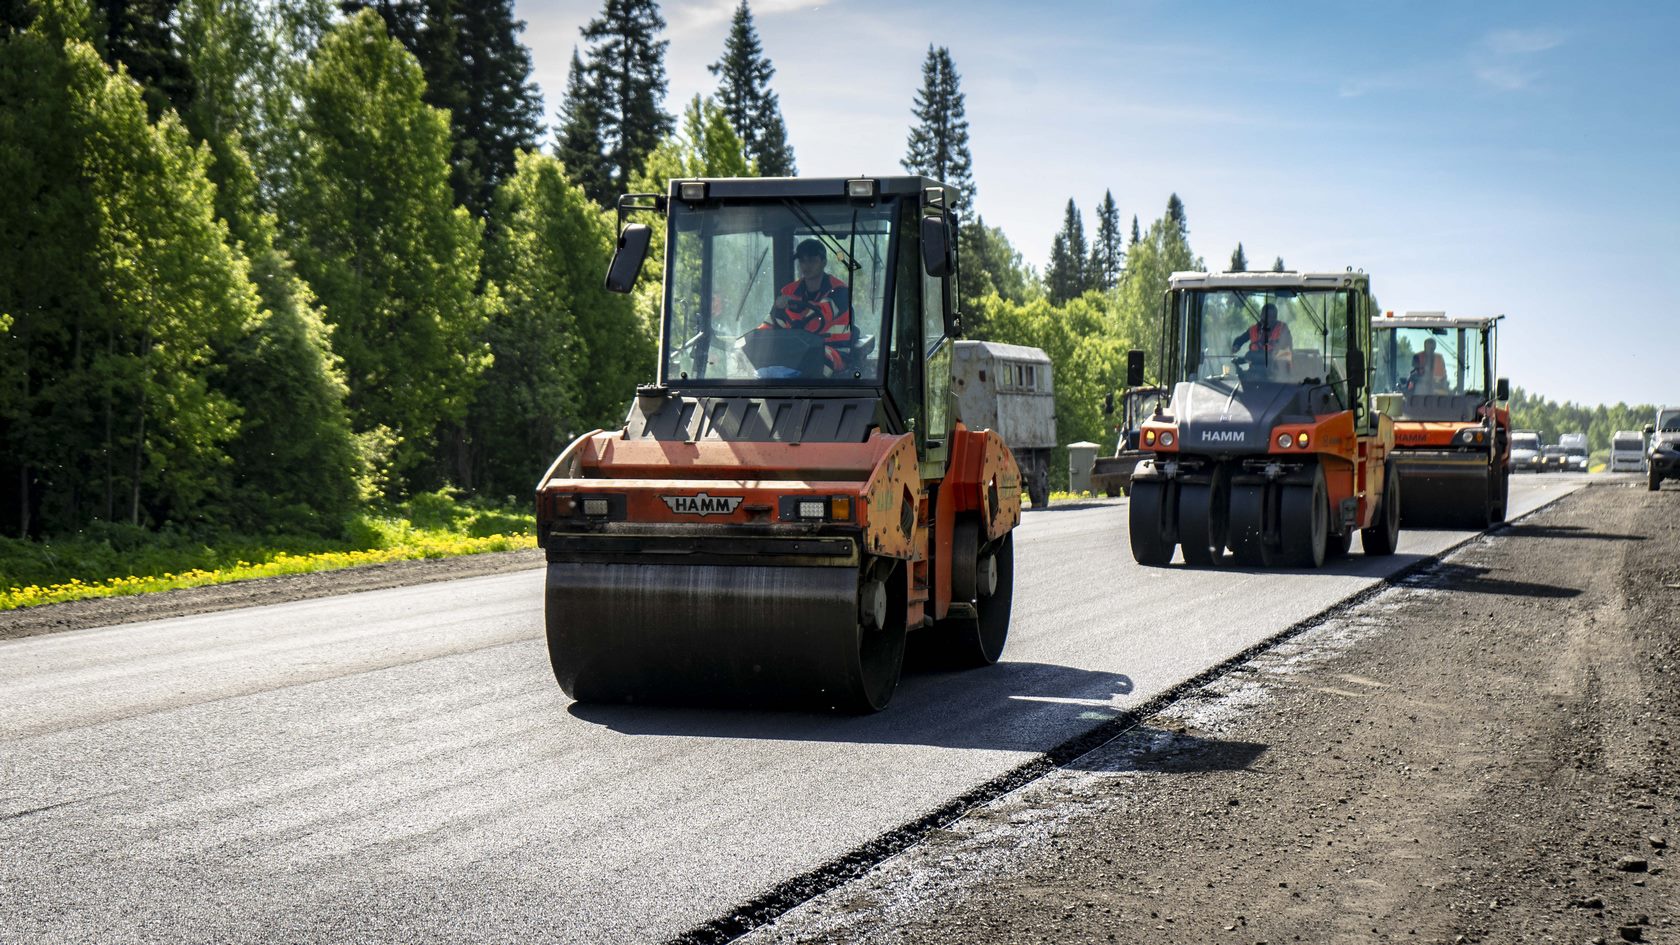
[952,341,1057,507]
[1609,430,1646,473]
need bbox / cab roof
[665,175,951,201]
[1168,270,1370,291]
[1374,310,1504,330]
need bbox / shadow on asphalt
[566,660,1148,750]
[1173,551,1434,578]
[1061,725,1269,774]
[1498,524,1646,542]
[1400,563,1582,598]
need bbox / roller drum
[546,562,904,711]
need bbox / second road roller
[534,176,1023,712]
[1127,269,1402,568]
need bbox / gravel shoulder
[748,483,1678,945]
[0,547,544,641]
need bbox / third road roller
[534,176,1023,713]
[1127,269,1402,568]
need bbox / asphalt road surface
[0,474,1590,944]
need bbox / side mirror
[604,223,653,294]
[1495,377,1510,401]
[1102,392,1115,416]
[920,215,952,277]
[1646,424,1657,435]
[1125,349,1146,388]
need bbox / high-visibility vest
[1248,321,1288,352]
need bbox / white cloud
[665,0,823,36]
[1484,27,1564,57]
[1472,27,1564,91]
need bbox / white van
[1610,430,1645,473]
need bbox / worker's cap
[795,238,827,261]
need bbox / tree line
[3,0,1610,543]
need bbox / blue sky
[516,0,1680,408]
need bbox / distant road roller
[1370,311,1511,527]
[534,176,1023,712]
[1127,270,1401,568]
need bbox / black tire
[924,531,1013,669]
[1362,461,1401,556]
[1028,453,1050,508]
[1490,468,1510,523]
[1227,482,1277,567]
[1325,527,1353,560]
[1650,470,1662,492]
[1105,483,1121,498]
[1279,466,1328,569]
[1128,478,1176,566]
[1177,467,1229,566]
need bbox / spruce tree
[571,0,673,202]
[1272,256,1286,272]
[708,0,792,175]
[901,45,974,214]
[1229,242,1248,272]
[1045,198,1089,304]
[91,0,193,117]
[1166,192,1187,236]
[555,46,612,202]
[1089,189,1122,291]
[1129,214,1140,246]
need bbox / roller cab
[1126,270,1401,568]
[1371,311,1511,528]
[536,177,1023,712]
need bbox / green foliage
[1,27,263,536]
[902,44,974,214]
[1089,190,1123,292]
[708,0,792,176]
[958,215,1037,325]
[1272,255,1286,272]
[1045,198,1089,304]
[90,0,193,118]
[1507,386,1656,453]
[284,10,492,491]
[1110,202,1203,376]
[473,150,651,496]
[1229,242,1247,272]
[969,292,1130,490]
[564,0,674,204]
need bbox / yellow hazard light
[831,496,852,521]
[1296,432,1310,448]
[1144,429,1157,446]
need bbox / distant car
[1510,430,1542,472]
[1540,445,1567,472]
[1648,406,1680,490]
[1609,430,1646,473]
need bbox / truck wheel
[1278,466,1328,569]
[1362,462,1401,556]
[1324,527,1353,560]
[1028,454,1050,508]
[1650,470,1662,492]
[1128,479,1176,566]
[1177,467,1229,566]
[1106,483,1121,498]
[1227,483,1277,567]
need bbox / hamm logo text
[662,493,744,516]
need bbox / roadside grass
[0,491,536,612]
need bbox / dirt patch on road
[0,548,544,641]
[750,484,1678,944]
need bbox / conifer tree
[91,0,193,117]
[555,46,612,202]
[566,0,673,203]
[1045,198,1089,304]
[902,45,974,214]
[1089,189,1123,291]
[1129,214,1141,246]
[708,0,792,175]
[1166,192,1187,236]
[1272,256,1286,272]
[1229,242,1248,272]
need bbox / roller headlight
[1160,431,1175,447]
[1277,433,1292,449]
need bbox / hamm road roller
[535,176,1023,712]
[1127,270,1401,568]
[1370,311,1511,527]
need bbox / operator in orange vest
[1409,337,1448,394]
[1229,302,1293,373]
[761,238,853,376]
